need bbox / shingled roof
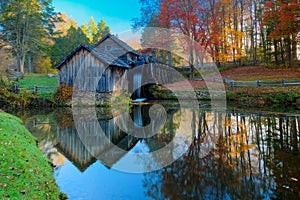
[89,45,130,67]
[55,44,130,69]
[94,34,140,55]
[55,33,142,70]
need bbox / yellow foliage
[224,121,232,127]
[217,26,247,62]
[35,56,57,74]
[228,151,240,157]
[240,144,256,151]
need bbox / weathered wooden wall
[58,48,127,92]
[58,48,104,89]
[98,67,126,92]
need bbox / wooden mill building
[56,34,140,92]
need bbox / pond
[12,102,300,199]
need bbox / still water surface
[12,102,300,199]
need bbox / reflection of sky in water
[112,140,156,172]
[55,159,150,200]
[130,140,150,154]
[20,106,300,200]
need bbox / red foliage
[263,0,300,39]
[159,0,209,45]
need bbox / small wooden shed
[56,34,140,92]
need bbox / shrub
[0,82,34,108]
[0,77,14,91]
[56,85,73,102]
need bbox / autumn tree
[0,0,57,73]
[159,0,221,77]
[54,12,78,37]
[82,17,98,44]
[136,0,296,68]
[81,17,111,45]
[213,0,247,64]
[94,19,111,43]
[263,0,300,67]
[132,0,161,31]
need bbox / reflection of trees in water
[253,115,300,199]
[144,108,180,152]
[20,107,300,198]
[144,111,300,200]
[22,110,67,168]
[24,105,181,171]
[24,112,57,156]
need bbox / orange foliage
[56,85,73,101]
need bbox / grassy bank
[1,67,300,108]
[18,75,58,102]
[148,84,300,109]
[150,66,300,107]
[227,86,300,107]
[0,112,66,199]
[0,75,59,108]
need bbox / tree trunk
[261,29,267,62]
[17,53,25,73]
[291,35,297,67]
[189,41,194,79]
[27,53,34,73]
[239,0,244,67]
[250,7,255,61]
[279,39,284,64]
[284,37,291,67]
[254,1,258,61]
[259,1,267,62]
[273,40,279,65]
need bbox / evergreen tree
[51,26,89,66]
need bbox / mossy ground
[0,112,65,199]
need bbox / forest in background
[0,0,299,74]
[0,0,110,73]
[133,0,300,70]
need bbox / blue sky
[52,0,141,34]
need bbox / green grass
[18,76,58,88]
[17,76,58,100]
[0,112,65,199]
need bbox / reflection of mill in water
[55,105,177,172]
[133,73,142,99]
[56,119,137,172]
